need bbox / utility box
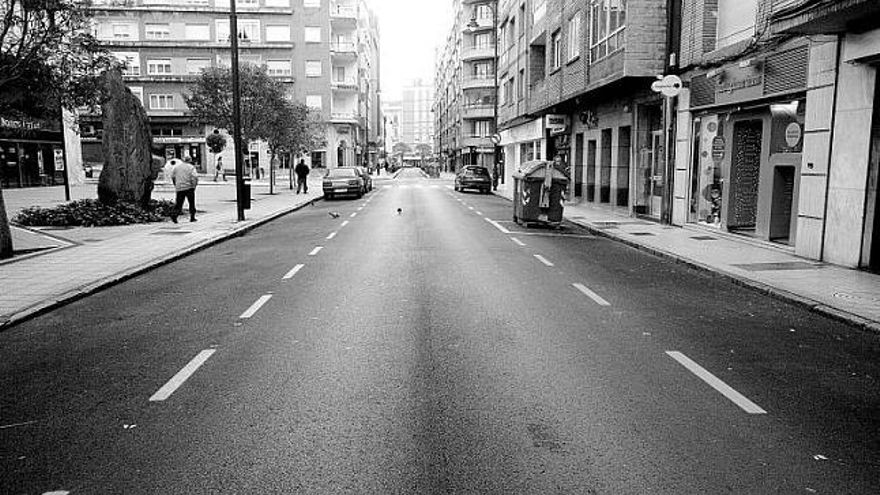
[512,160,569,227]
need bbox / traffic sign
[651,75,683,98]
[490,133,502,145]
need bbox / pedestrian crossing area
[383,184,453,189]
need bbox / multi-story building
[382,99,402,153]
[434,0,498,173]
[401,79,435,153]
[83,0,379,173]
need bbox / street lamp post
[230,0,246,221]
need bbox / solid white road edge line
[283,264,305,280]
[326,232,337,240]
[485,217,511,234]
[240,294,273,319]
[149,349,216,402]
[308,246,323,256]
[510,237,526,247]
[572,283,611,306]
[534,254,554,266]
[665,351,767,414]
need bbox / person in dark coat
[295,159,310,194]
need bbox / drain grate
[690,235,718,241]
[731,261,826,271]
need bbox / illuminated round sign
[785,123,802,148]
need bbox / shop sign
[711,136,726,164]
[545,114,568,136]
[0,117,43,130]
[715,64,764,105]
[785,123,802,147]
[53,148,64,171]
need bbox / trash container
[512,160,569,226]
[242,178,252,209]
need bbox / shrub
[13,199,177,227]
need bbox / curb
[0,196,323,332]
[490,191,880,334]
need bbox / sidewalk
[493,182,880,333]
[0,175,324,330]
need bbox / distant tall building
[381,99,402,151]
[400,79,434,154]
[83,0,380,172]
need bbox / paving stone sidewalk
[0,175,324,329]
[493,183,880,333]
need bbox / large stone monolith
[97,69,160,208]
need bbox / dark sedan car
[454,165,492,194]
[323,167,364,199]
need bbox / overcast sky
[368,0,454,102]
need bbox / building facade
[401,79,435,155]
[85,0,379,173]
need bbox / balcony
[462,43,496,61]
[461,103,494,119]
[331,42,358,59]
[461,74,495,90]
[461,16,493,32]
[461,136,493,149]
[331,78,358,91]
[331,112,358,124]
[331,4,357,24]
[772,0,880,34]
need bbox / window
[149,94,174,109]
[332,65,346,82]
[305,27,321,43]
[113,52,140,75]
[508,18,516,48]
[306,95,322,109]
[265,0,289,5]
[567,13,581,61]
[304,0,320,6]
[147,59,172,75]
[237,0,257,6]
[475,4,492,21]
[111,23,135,39]
[266,25,290,42]
[216,19,260,42]
[533,0,546,23]
[716,0,757,49]
[590,0,626,62]
[474,120,491,137]
[305,60,322,77]
[519,4,526,35]
[145,23,170,39]
[185,24,210,40]
[517,69,525,99]
[266,60,291,76]
[551,29,562,69]
[186,58,210,75]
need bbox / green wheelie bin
[512,160,569,227]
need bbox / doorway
[728,119,763,232]
[574,133,584,198]
[863,74,880,272]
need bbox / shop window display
[690,114,725,226]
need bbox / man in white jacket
[170,156,199,223]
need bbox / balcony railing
[462,43,496,61]
[461,103,495,119]
[330,42,357,53]
[462,74,495,90]
[331,112,358,122]
[331,4,357,19]
[331,78,358,90]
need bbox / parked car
[455,165,492,194]
[355,166,373,192]
[323,167,364,199]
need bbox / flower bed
[13,199,177,227]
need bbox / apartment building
[401,79,435,153]
[83,0,379,172]
[434,0,498,173]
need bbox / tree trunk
[269,151,275,195]
[0,186,13,259]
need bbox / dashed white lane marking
[468,206,475,210]
[240,294,273,319]
[475,211,483,216]
[308,246,323,256]
[326,232,337,240]
[534,254,554,266]
[43,491,70,495]
[350,212,357,218]
[666,351,767,414]
[485,218,511,234]
[510,237,526,247]
[283,264,305,280]
[572,283,611,306]
[341,220,349,227]
[149,349,216,402]
[357,206,364,211]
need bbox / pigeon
[329,212,340,219]
[397,208,402,215]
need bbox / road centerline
[326,232,337,240]
[308,246,323,256]
[283,264,305,280]
[341,220,349,227]
[350,212,358,218]
[666,351,767,414]
[572,283,611,306]
[534,254,554,266]
[485,218,511,234]
[240,294,273,319]
[510,237,526,246]
[149,349,216,402]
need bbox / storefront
[499,118,544,188]
[683,43,809,245]
[0,115,67,188]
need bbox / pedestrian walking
[492,163,500,191]
[170,156,199,223]
[214,156,224,182]
[295,158,310,194]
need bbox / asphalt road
[1,168,878,494]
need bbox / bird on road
[329,211,340,219]
[397,208,402,215]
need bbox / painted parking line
[341,220,349,227]
[572,283,610,306]
[326,232,337,240]
[308,246,323,256]
[534,254,554,266]
[485,217,511,234]
[510,237,526,247]
[666,351,767,414]
[350,212,358,218]
[240,294,273,319]
[283,264,305,280]
[149,349,216,402]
